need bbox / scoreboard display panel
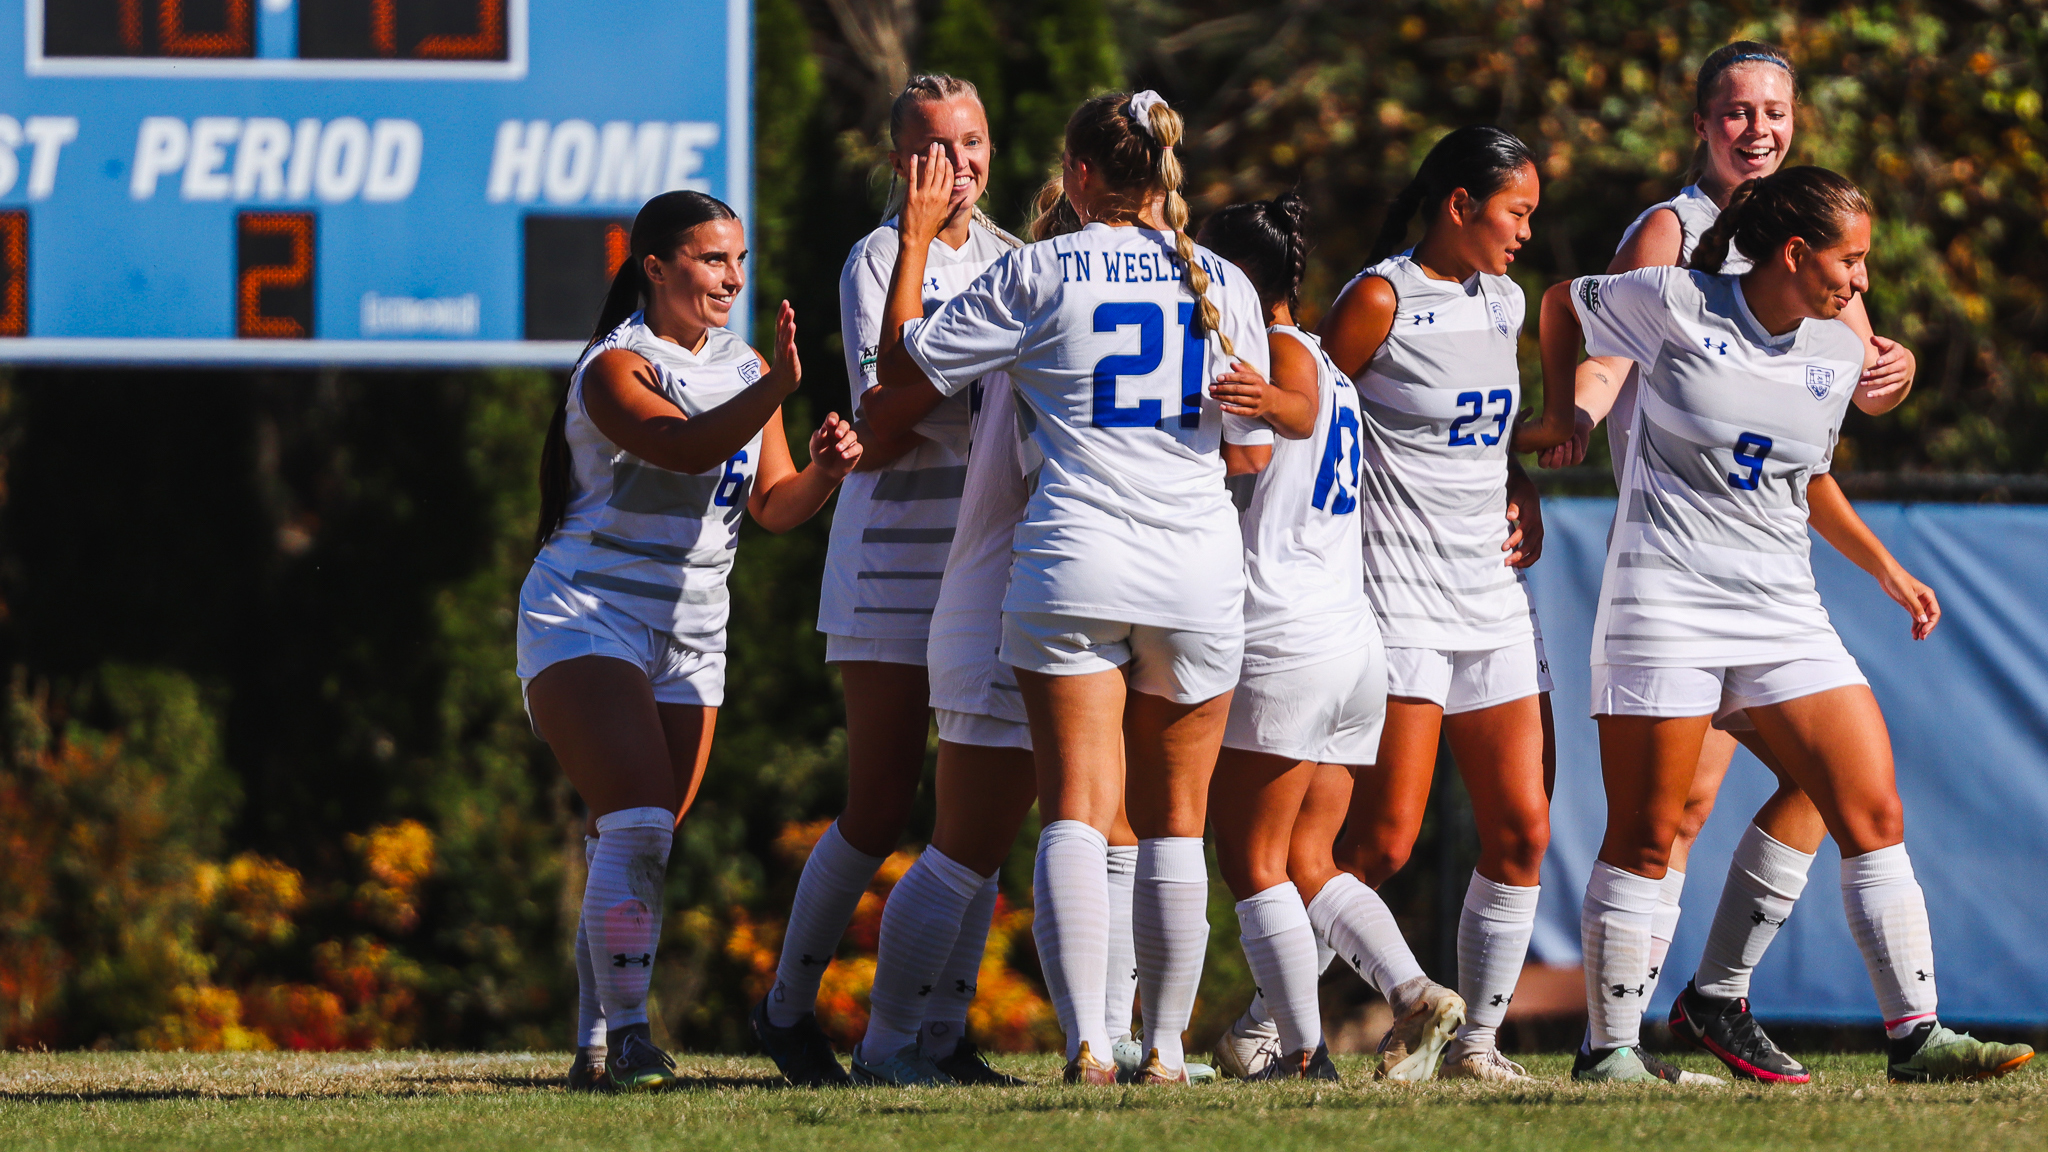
[0,0,748,365]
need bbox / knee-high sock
[1104,844,1139,1042]
[1695,824,1814,1000]
[920,874,1000,1057]
[1841,844,1938,1037]
[1243,936,1332,1033]
[1454,874,1539,1053]
[1643,868,1685,1005]
[861,846,983,1062]
[1133,837,1209,1070]
[575,835,605,1050]
[1307,872,1425,999]
[1235,883,1322,1057]
[767,820,884,1027]
[1581,861,1662,1050]
[583,807,674,1030]
[1034,820,1112,1062]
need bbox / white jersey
[817,220,1016,639]
[927,375,1029,722]
[1571,265,1866,666]
[905,222,1271,633]
[1609,185,1752,486]
[1351,253,1533,651]
[1239,326,1377,673]
[535,313,766,651]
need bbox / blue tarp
[1522,499,2048,1024]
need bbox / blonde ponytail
[1142,101,1234,358]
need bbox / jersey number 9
[1091,301,1206,431]
[1728,433,1774,491]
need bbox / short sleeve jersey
[905,223,1271,633]
[536,313,766,651]
[1239,326,1377,673]
[926,375,1029,722]
[1571,265,1867,667]
[1351,253,1533,651]
[1608,186,1753,487]
[817,221,1016,639]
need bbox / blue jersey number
[1091,301,1204,429]
[712,450,749,507]
[1728,432,1773,491]
[1311,406,1363,515]
[1448,389,1514,447]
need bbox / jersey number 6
[1091,301,1205,430]
[1728,432,1773,491]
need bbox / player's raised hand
[810,411,863,480]
[764,300,801,395]
[1877,564,1941,641]
[1856,334,1915,408]
[900,143,956,250]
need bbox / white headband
[1125,90,1168,137]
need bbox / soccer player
[521,191,861,1091]
[755,75,1022,1088]
[867,90,1272,1085]
[1521,165,2034,1085]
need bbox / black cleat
[932,1037,1028,1086]
[1668,980,1811,1084]
[751,996,852,1087]
[1245,1041,1342,1082]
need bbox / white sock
[583,807,674,1030]
[1453,874,1539,1054]
[1104,844,1139,1042]
[1033,820,1112,1062]
[860,846,982,1063]
[1241,939,1330,1034]
[1133,837,1209,1070]
[1643,868,1684,1005]
[767,821,884,1027]
[575,835,605,1050]
[1695,824,1814,1000]
[1840,844,1938,1037]
[1307,872,1425,998]
[920,875,999,1058]
[1235,883,1322,1057]
[1580,861,1662,1051]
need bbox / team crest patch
[1490,299,1511,338]
[1805,364,1834,400]
[738,358,762,385]
[1578,277,1601,313]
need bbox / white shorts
[517,564,726,712]
[823,633,929,666]
[935,708,1034,751]
[1592,654,1869,726]
[1223,644,1388,766]
[1000,612,1243,705]
[1386,636,1550,715]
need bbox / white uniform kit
[819,220,1015,665]
[1572,264,1869,719]
[906,222,1271,703]
[517,312,764,708]
[1224,325,1386,764]
[1351,253,1551,713]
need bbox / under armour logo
[1751,911,1787,927]
[1610,983,1646,999]
[955,979,974,994]
[1915,969,1931,982]
[799,953,825,968]
[1703,337,1728,355]
[1412,311,1436,325]
[1351,954,1363,970]
[917,984,933,996]
[1489,993,1512,1007]
[612,953,652,968]
[1647,964,1662,979]
[1539,659,1550,675]
[926,277,941,292]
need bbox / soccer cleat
[850,1041,956,1087]
[1185,1060,1220,1085]
[1440,1046,1537,1083]
[565,1045,612,1092]
[1373,982,1466,1081]
[1214,1015,1282,1080]
[932,1037,1027,1086]
[1245,1042,1341,1082]
[1133,1047,1190,1085]
[1063,1040,1119,1086]
[1111,1035,1146,1078]
[1668,980,1811,1083]
[751,996,852,1087]
[605,1029,679,1092]
[1571,1045,1724,1086]
[1887,1022,2035,1083]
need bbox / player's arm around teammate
[521,192,859,1092]
[1537,167,2031,1085]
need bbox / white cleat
[1214,1016,1282,1080]
[1374,983,1466,1082]
[1440,1045,1538,1083]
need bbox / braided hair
[1689,166,1870,275]
[1368,126,1534,264]
[1195,191,1309,312]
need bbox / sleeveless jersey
[1351,253,1533,652]
[926,375,1029,722]
[535,313,766,651]
[905,222,1272,633]
[1239,326,1377,673]
[818,220,1016,639]
[1608,185,1752,487]
[1570,265,1866,666]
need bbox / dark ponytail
[1368,125,1535,264]
[1689,166,1870,275]
[534,189,740,554]
[1196,190,1310,311]
[1687,41,1797,183]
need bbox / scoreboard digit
[45,0,254,58]
[0,212,24,337]
[299,0,507,62]
[236,211,315,338]
[522,215,631,341]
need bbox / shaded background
[4,0,2046,1052]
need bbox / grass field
[0,1050,2038,1151]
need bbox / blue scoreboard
[0,0,750,365]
